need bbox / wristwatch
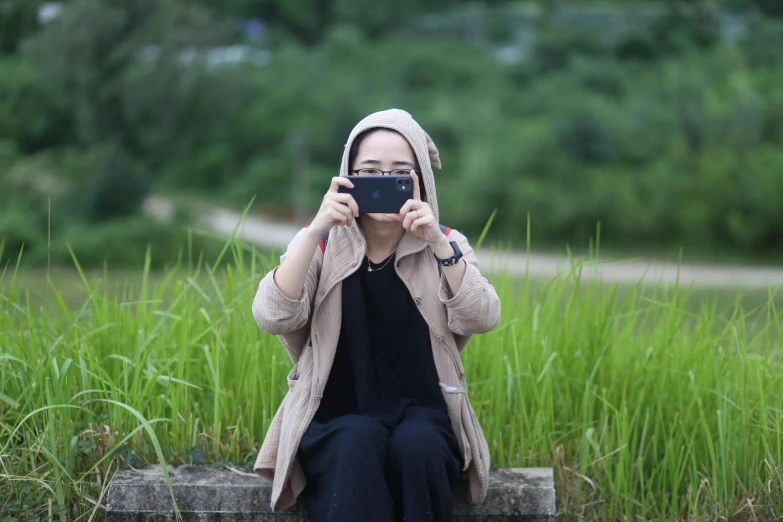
[434,241,463,266]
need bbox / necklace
[367,251,396,272]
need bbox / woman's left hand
[385,169,446,245]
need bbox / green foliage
[615,30,658,61]
[194,0,456,44]
[70,145,151,221]
[0,0,253,267]
[743,17,783,68]
[54,215,195,267]
[0,56,71,152]
[649,2,722,54]
[2,1,783,266]
[531,27,610,72]
[0,0,43,54]
[331,0,423,40]
[26,0,235,154]
[0,147,227,268]
[205,34,780,257]
[555,96,623,162]
[753,0,783,18]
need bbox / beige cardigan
[251,109,502,511]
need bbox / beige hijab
[338,108,443,221]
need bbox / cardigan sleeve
[251,228,323,360]
[437,229,501,336]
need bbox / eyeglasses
[350,168,419,177]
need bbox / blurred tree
[332,0,423,40]
[29,0,230,151]
[752,0,783,18]
[199,0,329,44]
[556,101,621,163]
[0,56,72,152]
[531,28,609,72]
[71,144,150,220]
[21,0,244,218]
[195,0,467,44]
[651,1,721,55]
[743,17,783,68]
[0,151,63,265]
[0,0,44,54]
[615,31,658,61]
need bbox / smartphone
[338,175,413,214]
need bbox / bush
[615,31,658,61]
[649,3,721,55]
[53,215,227,268]
[531,27,610,72]
[0,148,226,269]
[743,17,783,68]
[753,0,783,18]
[0,204,46,265]
[0,56,71,152]
[555,99,623,163]
[71,145,152,221]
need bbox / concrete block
[106,465,555,521]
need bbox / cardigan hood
[339,108,442,222]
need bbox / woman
[252,109,501,522]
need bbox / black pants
[298,405,463,522]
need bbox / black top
[313,253,448,426]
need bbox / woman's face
[351,129,417,223]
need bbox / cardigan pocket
[439,382,473,471]
[254,393,288,483]
[286,339,314,390]
[286,363,299,390]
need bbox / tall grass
[1,237,782,520]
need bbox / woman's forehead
[356,130,415,159]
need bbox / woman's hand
[272,177,355,300]
[308,177,360,238]
[386,170,446,246]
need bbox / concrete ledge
[106,465,555,521]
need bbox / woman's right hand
[308,177,359,238]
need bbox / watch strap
[434,241,462,266]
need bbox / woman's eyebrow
[393,160,415,167]
[358,158,381,165]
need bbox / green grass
[2,267,171,309]
[1,241,782,520]
[8,265,781,319]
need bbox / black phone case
[338,175,413,214]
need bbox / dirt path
[143,196,783,289]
